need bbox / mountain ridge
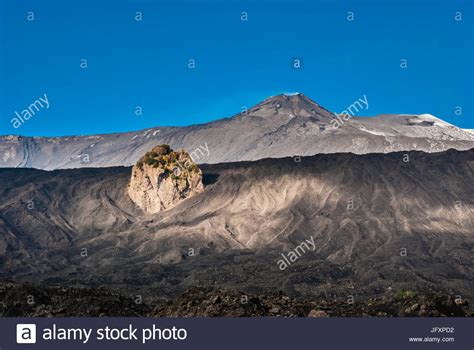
[1,93,473,170]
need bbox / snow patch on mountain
[1,94,473,170]
[415,114,454,127]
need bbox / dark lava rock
[0,282,472,317]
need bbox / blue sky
[1,0,473,136]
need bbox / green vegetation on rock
[394,290,417,301]
[136,144,201,180]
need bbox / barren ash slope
[1,93,473,169]
[0,148,473,316]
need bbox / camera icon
[16,324,37,344]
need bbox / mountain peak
[263,92,311,103]
[248,93,335,120]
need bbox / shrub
[152,144,171,155]
[136,144,202,176]
[394,290,416,300]
[145,158,157,166]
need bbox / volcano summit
[1,93,473,170]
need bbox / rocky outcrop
[151,287,472,317]
[128,144,204,213]
[0,283,471,317]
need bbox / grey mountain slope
[0,149,473,299]
[1,94,473,170]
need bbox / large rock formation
[128,144,204,213]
